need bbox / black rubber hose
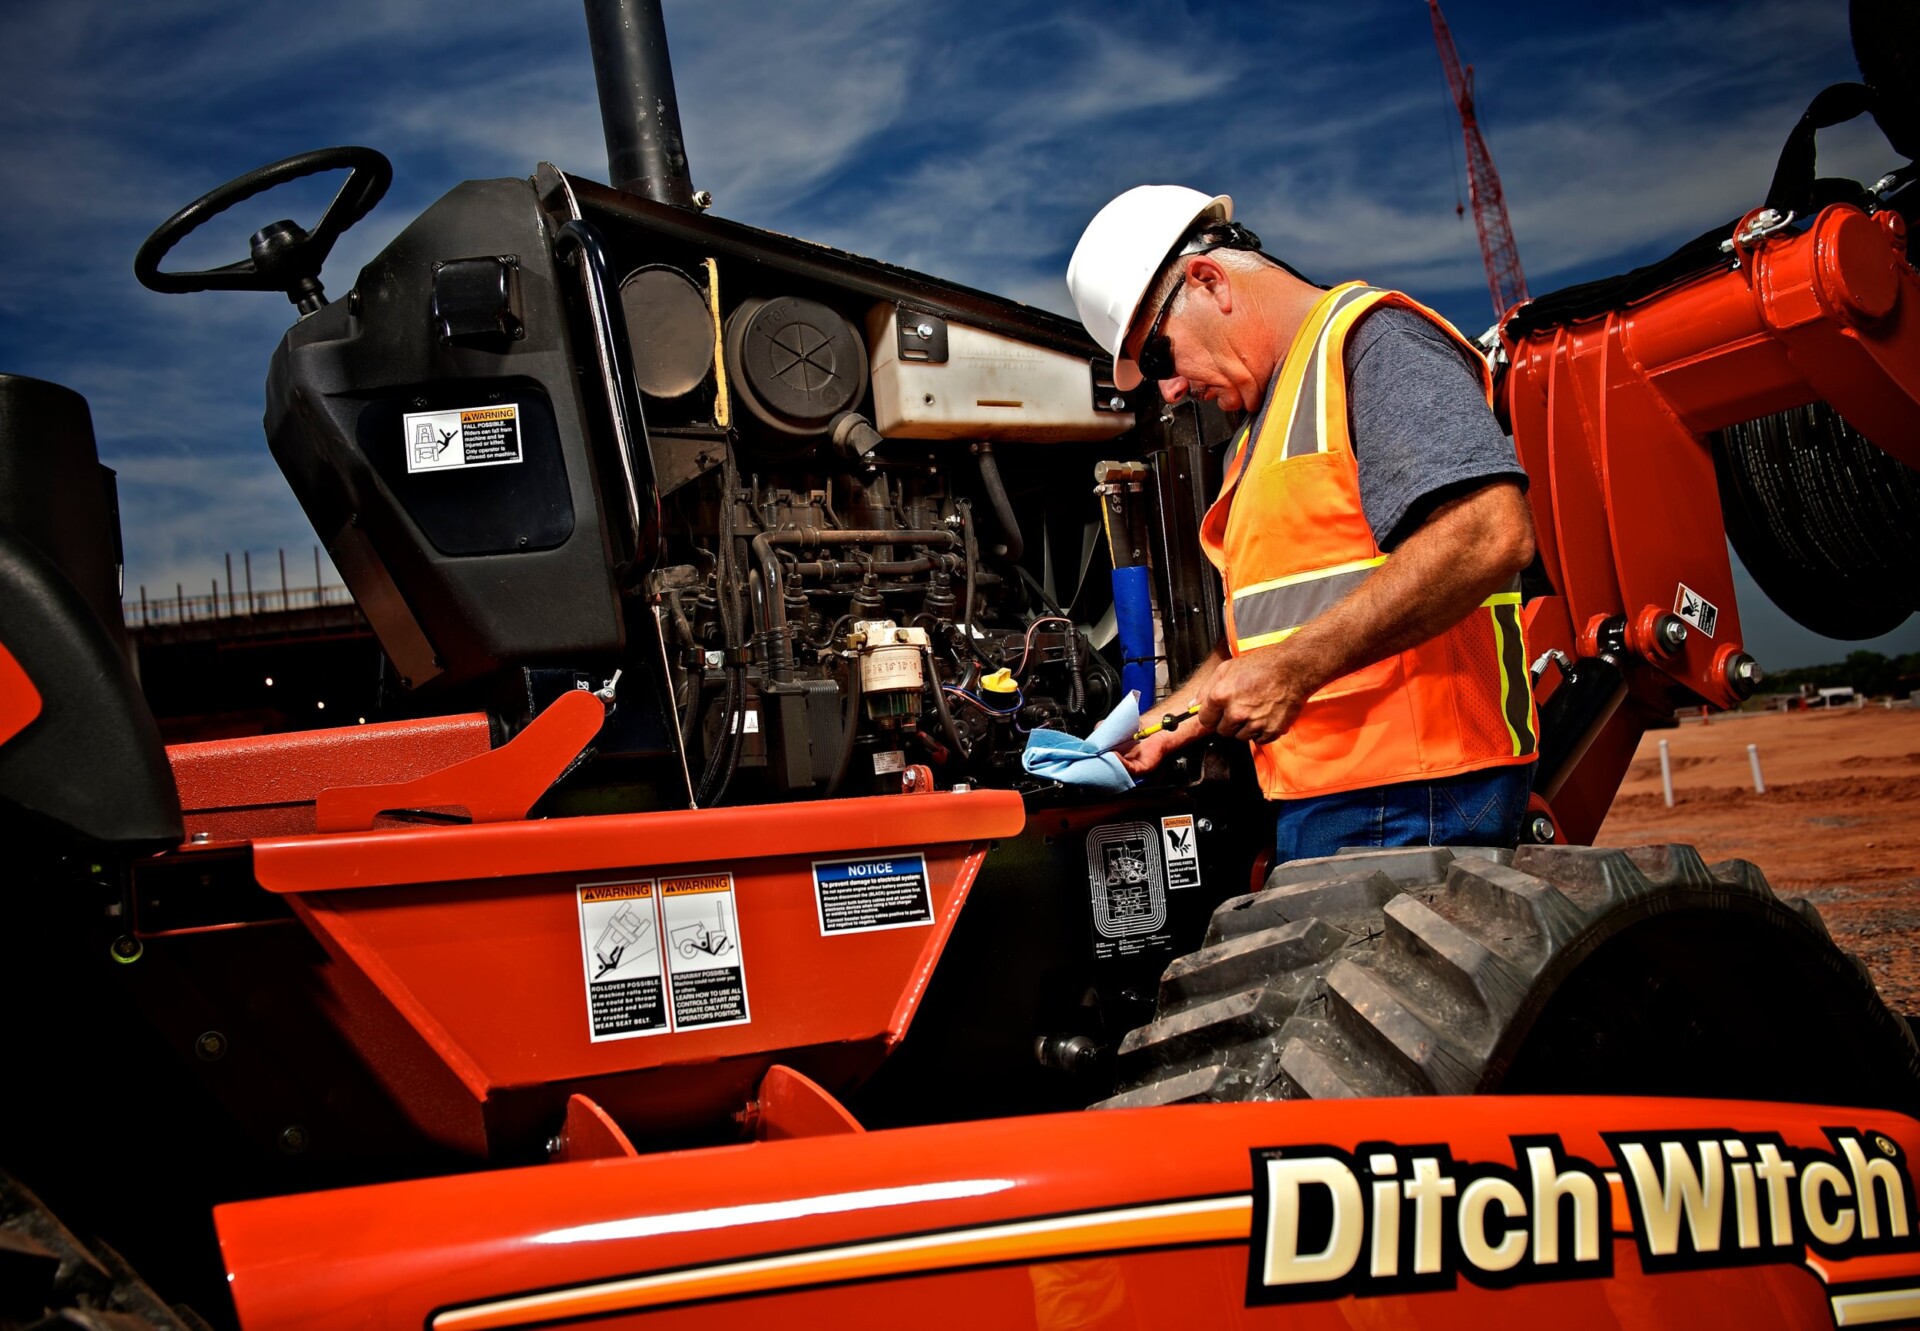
[974,442,1024,562]
[825,655,863,797]
[922,646,971,764]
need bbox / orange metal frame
[1505,202,1920,840]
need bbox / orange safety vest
[1199,282,1537,800]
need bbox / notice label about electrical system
[403,404,523,473]
[577,880,670,1042]
[813,854,934,935]
[659,872,750,1030]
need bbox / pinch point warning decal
[1161,814,1202,890]
[814,854,934,935]
[404,404,523,473]
[577,872,750,1040]
[1674,582,1718,638]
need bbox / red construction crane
[1429,0,1530,318]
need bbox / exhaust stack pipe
[582,0,697,208]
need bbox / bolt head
[1108,395,1126,410]
[1659,615,1688,649]
[110,935,143,964]
[195,1031,227,1061]
[915,322,934,339]
[691,190,714,210]
[279,1125,309,1154]
[1528,814,1556,843]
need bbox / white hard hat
[1068,185,1232,390]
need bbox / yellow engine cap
[979,668,1018,694]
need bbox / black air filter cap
[724,295,868,438]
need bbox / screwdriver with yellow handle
[1133,699,1201,741]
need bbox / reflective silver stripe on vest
[1282,286,1382,460]
[1231,557,1385,647]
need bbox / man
[1066,185,1539,860]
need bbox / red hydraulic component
[1507,201,1920,838]
[314,687,607,832]
[0,641,41,748]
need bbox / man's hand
[1118,725,1191,776]
[1199,644,1312,744]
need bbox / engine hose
[959,498,979,647]
[974,443,1024,561]
[922,647,971,764]
[825,655,863,797]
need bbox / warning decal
[403,404,523,473]
[813,854,934,935]
[577,880,670,1042]
[660,873,750,1030]
[1085,822,1172,961]
[1160,814,1202,889]
[1674,582,1718,638]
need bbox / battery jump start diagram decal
[813,854,934,935]
[577,880,669,1042]
[403,404,523,473]
[1085,822,1171,961]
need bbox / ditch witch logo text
[1246,1130,1915,1305]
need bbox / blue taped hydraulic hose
[1111,563,1156,705]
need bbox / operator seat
[0,373,182,852]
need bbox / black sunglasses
[1131,222,1264,384]
[1134,283,1185,384]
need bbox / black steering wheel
[134,146,392,312]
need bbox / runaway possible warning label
[1674,582,1719,638]
[577,880,669,1042]
[813,854,933,935]
[402,404,523,473]
[660,873,750,1030]
[1160,814,1202,889]
[1085,821,1172,961]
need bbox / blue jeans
[1275,763,1535,863]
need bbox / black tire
[1100,843,1920,1113]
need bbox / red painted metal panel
[315,688,604,832]
[246,793,1021,1149]
[218,1095,1920,1330]
[0,640,42,748]
[251,789,1025,892]
[168,712,492,839]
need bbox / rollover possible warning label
[660,873,750,1030]
[403,404,523,473]
[577,880,669,1042]
[813,854,933,935]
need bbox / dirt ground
[1598,703,1920,1012]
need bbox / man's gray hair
[1147,246,1270,320]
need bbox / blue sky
[1,0,1913,669]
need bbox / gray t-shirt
[1341,306,1526,550]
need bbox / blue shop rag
[1020,691,1142,793]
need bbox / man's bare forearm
[1283,480,1533,694]
[1201,481,1534,743]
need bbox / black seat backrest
[0,374,183,852]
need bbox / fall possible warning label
[813,854,933,935]
[660,873,750,1030]
[402,404,523,473]
[577,880,669,1042]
